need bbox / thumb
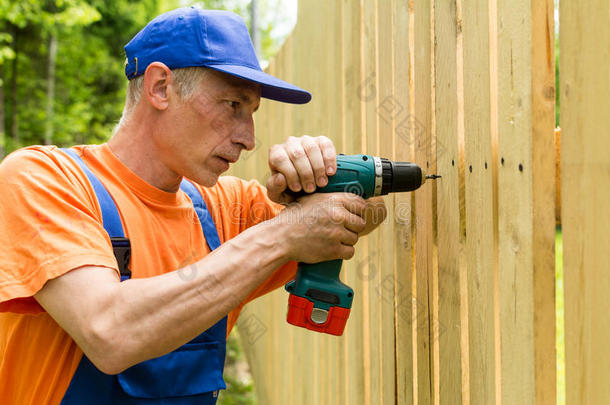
[266,172,292,204]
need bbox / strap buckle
[111,237,131,279]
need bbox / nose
[232,116,256,151]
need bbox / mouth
[217,155,238,164]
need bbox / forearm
[38,219,291,374]
[109,221,287,368]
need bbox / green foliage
[0,0,293,158]
[556,227,565,404]
[218,331,257,405]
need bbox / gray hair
[116,66,209,130]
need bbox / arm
[35,191,367,375]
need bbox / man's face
[156,69,261,187]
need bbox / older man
[0,7,384,404]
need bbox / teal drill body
[285,154,435,336]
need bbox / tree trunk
[250,0,261,59]
[10,27,18,145]
[45,33,57,145]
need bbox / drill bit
[426,174,441,180]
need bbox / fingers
[302,136,328,188]
[344,212,367,234]
[316,136,337,176]
[340,228,360,246]
[285,138,316,192]
[268,136,337,194]
[338,193,367,218]
[339,245,356,260]
[268,145,301,192]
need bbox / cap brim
[206,64,312,104]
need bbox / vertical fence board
[329,2,346,405]
[433,0,464,403]
[377,2,397,404]
[497,0,536,403]
[531,0,557,404]
[342,1,367,404]
[461,0,496,403]
[295,4,317,403]
[561,0,610,404]
[363,1,381,403]
[392,1,415,404]
[413,0,434,402]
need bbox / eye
[226,100,239,110]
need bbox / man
[0,7,385,404]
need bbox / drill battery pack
[286,294,351,336]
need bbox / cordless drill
[284,154,440,336]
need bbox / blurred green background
[0,0,295,160]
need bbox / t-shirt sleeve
[0,147,119,314]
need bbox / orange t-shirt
[0,144,297,404]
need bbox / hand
[266,135,337,204]
[274,192,367,263]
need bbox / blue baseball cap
[124,7,311,104]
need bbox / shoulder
[2,145,87,184]
[0,145,101,220]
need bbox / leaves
[0,0,295,156]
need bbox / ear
[142,62,174,111]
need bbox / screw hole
[426,161,430,168]
[485,162,488,169]
[501,157,505,165]
[519,163,523,172]
[347,292,353,298]
[451,159,455,166]
[362,156,368,161]
[469,165,472,173]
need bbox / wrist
[263,212,296,262]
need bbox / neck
[108,114,182,193]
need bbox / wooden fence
[228,0,610,403]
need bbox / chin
[190,171,221,188]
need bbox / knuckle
[271,149,289,164]
[288,147,306,160]
[328,209,342,224]
[317,135,332,145]
[302,141,318,154]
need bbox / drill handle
[285,259,354,336]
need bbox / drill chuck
[379,158,427,195]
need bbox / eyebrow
[236,93,260,112]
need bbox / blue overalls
[60,149,227,404]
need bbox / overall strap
[62,148,124,237]
[179,179,221,251]
[60,148,131,280]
